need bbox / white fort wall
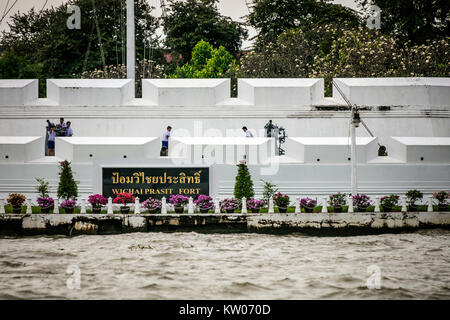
[0,77,449,201]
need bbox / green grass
[1,204,444,214]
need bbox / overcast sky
[0,0,360,49]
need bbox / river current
[0,229,449,299]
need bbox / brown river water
[0,229,449,299]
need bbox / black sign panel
[102,167,209,200]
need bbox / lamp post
[126,0,135,97]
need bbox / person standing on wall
[161,126,172,156]
[48,125,56,156]
[242,126,253,138]
[56,117,67,136]
[66,121,73,137]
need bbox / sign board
[102,167,209,200]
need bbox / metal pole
[350,108,357,195]
[126,0,135,97]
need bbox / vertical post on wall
[427,196,433,212]
[374,196,380,213]
[54,199,60,214]
[347,195,354,213]
[241,197,247,214]
[126,0,135,97]
[0,199,5,214]
[134,197,140,214]
[350,108,357,196]
[80,198,86,214]
[214,197,220,214]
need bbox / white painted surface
[0,79,38,106]
[0,136,43,162]
[238,78,324,106]
[391,137,450,163]
[142,79,230,106]
[47,79,134,106]
[333,77,450,107]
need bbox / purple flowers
[37,197,54,208]
[247,198,264,210]
[352,194,372,208]
[194,195,214,210]
[169,194,189,207]
[88,194,107,207]
[60,198,76,209]
[142,198,162,210]
[300,197,317,209]
[220,198,240,211]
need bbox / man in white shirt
[66,121,73,136]
[161,126,172,156]
[48,126,56,156]
[242,126,253,138]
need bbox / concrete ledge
[47,79,134,106]
[0,212,448,236]
[142,79,230,106]
[238,78,324,106]
[333,77,450,107]
[0,79,38,106]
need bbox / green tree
[0,50,43,79]
[247,0,361,46]
[0,0,158,80]
[57,160,78,200]
[162,0,247,62]
[234,162,254,201]
[261,179,278,206]
[358,0,450,44]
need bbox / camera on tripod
[46,119,66,136]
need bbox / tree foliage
[162,0,247,62]
[358,0,450,45]
[234,162,254,201]
[246,0,361,46]
[0,0,158,79]
[57,160,78,200]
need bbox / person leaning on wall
[66,121,73,136]
[47,125,56,156]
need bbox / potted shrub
[405,189,423,212]
[61,198,76,214]
[142,198,162,214]
[328,193,346,213]
[88,194,107,213]
[113,192,135,214]
[273,192,290,213]
[247,198,264,213]
[352,194,372,212]
[300,197,317,213]
[37,197,54,213]
[169,194,189,213]
[433,191,449,211]
[380,194,400,212]
[7,193,26,214]
[220,198,240,213]
[194,195,214,213]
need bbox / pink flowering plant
[380,194,400,208]
[328,193,346,207]
[194,195,214,210]
[220,198,240,211]
[37,197,54,209]
[169,194,189,207]
[432,191,449,205]
[142,198,162,210]
[88,194,107,208]
[113,192,135,205]
[60,198,76,209]
[300,198,317,209]
[247,198,264,210]
[352,194,372,208]
[273,192,290,208]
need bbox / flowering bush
[352,194,372,208]
[113,192,135,205]
[141,198,162,210]
[60,199,76,209]
[194,195,214,210]
[169,194,189,207]
[273,192,290,208]
[432,191,449,205]
[88,194,107,207]
[300,197,317,209]
[247,198,264,210]
[37,197,54,208]
[328,193,346,207]
[220,198,240,211]
[7,193,26,207]
[380,194,400,208]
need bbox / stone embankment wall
[0,212,449,236]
